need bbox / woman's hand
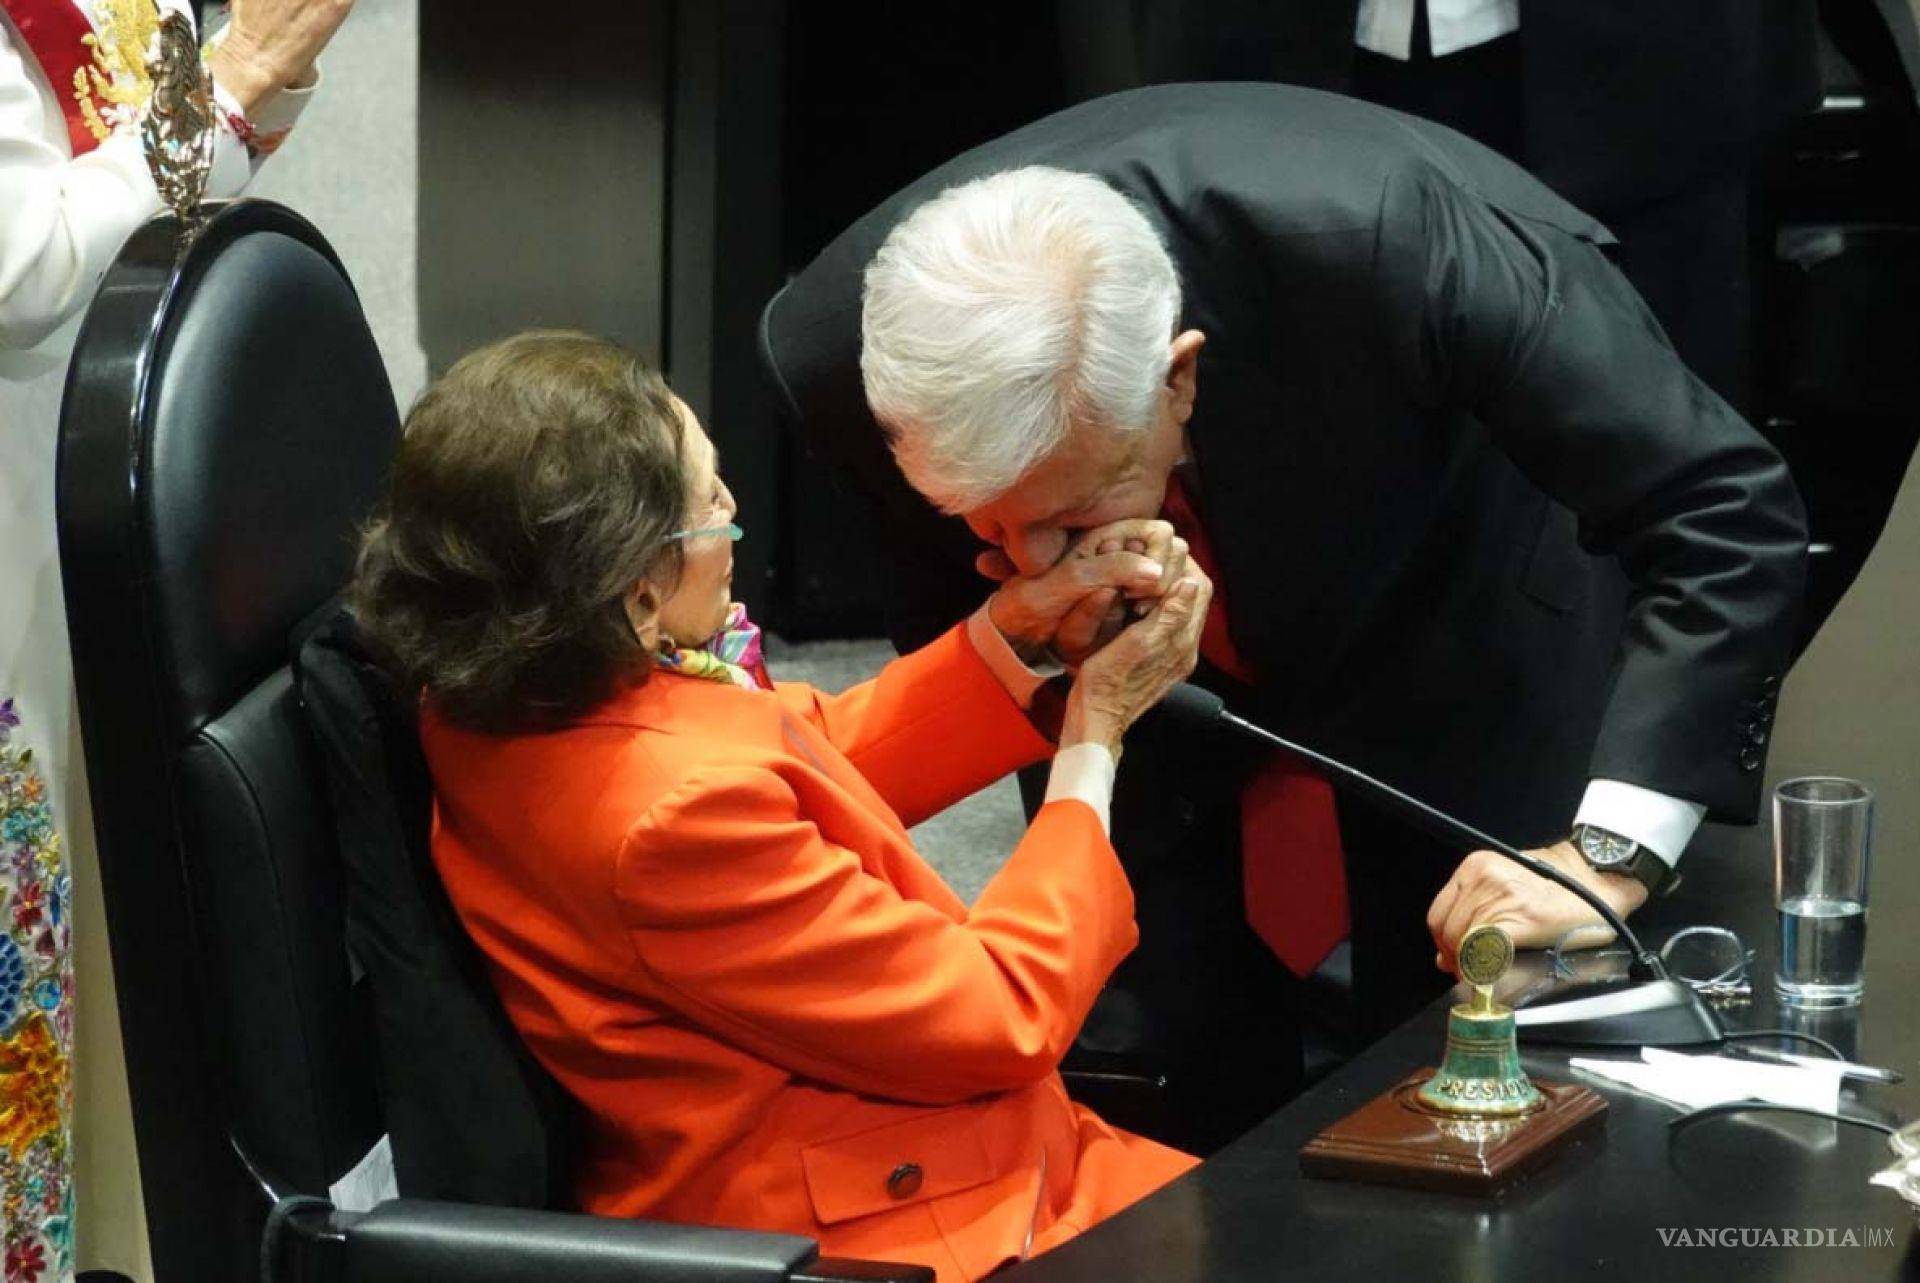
[206,0,355,115]
[1060,569,1211,758]
[985,519,1191,667]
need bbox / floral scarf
[653,603,771,692]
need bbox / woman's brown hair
[350,331,688,732]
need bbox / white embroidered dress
[0,4,312,1277]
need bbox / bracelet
[220,105,257,152]
[207,62,295,161]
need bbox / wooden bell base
[1299,1069,1607,1196]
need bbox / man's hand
[984,519,1191,666]
[1062,570,1211,757]
[1426,840,1650,974]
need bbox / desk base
[1299,1069,1606,1196]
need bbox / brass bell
[1417,924,1545,1118]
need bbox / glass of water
[1774,777,1874,1008]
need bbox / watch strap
[1624,846,1682,897]
[1575,824,1680,897]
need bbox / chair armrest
[272,1198,932,1283]
[795,1261,935,1283]
[1060,1045,1172,1140]
[344,1200,812,1283]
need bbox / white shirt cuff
[1043,743,1117,837]
[965,603,1064,710]
[247,58,320,140]
[206,25,319,159]
[1573,779,1707,867]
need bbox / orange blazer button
[887,1163,924,1199]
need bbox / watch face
[1579,827,1636,868]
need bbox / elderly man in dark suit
[762,83,1807,1152]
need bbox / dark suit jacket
[764,84,1808,852]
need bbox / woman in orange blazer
[350,332,1209,1283]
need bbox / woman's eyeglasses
[670,522,744,543]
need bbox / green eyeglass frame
[670,522,744,543]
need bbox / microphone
[1148,684,1724,1045]
[1148,685,1667,986]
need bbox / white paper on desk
[1568,1047,1844,1114]
[1567,1057,1695,1109]
[329,1133,398,1212]
[1644,1047,1845,1111]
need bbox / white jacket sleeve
[0,17,316,350]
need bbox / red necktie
[1161,474,1350,978]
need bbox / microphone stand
[1157,685,1722,1047]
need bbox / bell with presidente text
[1428,921,1543,1113]
[1416,950,1546,1117]
[1300,923,1606,1195]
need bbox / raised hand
[1060,568,1212,759]
[984,519,1191,667]
[206,0,355,115]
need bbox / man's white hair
[860,166,1181,513]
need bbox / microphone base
[1513,977,1724,1047]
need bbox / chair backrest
[56,202,560,1283]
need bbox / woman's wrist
[205,43,276,117]
[1043,741,1119,835]
[986,588,1056,668]
[1059,687,1124,761]
[283,60,320,91]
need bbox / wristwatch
[1572,823,1681,897]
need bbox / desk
[1008,819,1920,1280]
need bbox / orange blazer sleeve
[776,622,1056,828]
[614,765,1135,1105]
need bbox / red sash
[1161,473,1351,978]
[2,0,106,156]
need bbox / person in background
[2,0,351,362]
[1,1,349,1276]
[1343,0,1819,415]
[351,332,1205,1283]
[1056,0,1821,413]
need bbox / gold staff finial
[139,7,217,246]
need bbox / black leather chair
[58,201,927,1283]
